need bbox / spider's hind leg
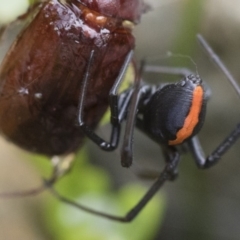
[187,35,240,169]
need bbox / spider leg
[120,61,143,167]
[145,65,193,77]
[190,35,240,168]
[44,64,181,222]
[120,61,157,168]
[77,50,134,151]
[189,127,240,169]
[144,64,212,99]
[161,145,179,180]
[0,185,46,198]
[46,146,180,222]
[197,34,240,97]
[117,88,135,122]
[135,145,180,181]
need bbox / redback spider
[32,34,240,222]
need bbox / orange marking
[169,86,203,145]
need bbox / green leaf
[42,149,166,240]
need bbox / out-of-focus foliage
[31,149,166,240]
[0,0,28,24]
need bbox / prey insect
[0,0,148,156]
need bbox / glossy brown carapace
[0,0,145,156]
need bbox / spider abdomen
[143,75,207,145]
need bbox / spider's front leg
[77,50,134,151]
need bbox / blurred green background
[1,0,240,239]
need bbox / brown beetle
[0,0,147,156]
